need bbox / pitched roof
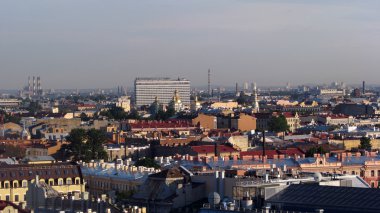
[149,167,183,179]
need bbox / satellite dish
[314,172,323,182]
[208,192,221,206]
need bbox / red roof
[278,148,305,156]
[283,112,295,118]
[240,148,305,159]
[191,145,238,154]
[129,120,195,129]
[240,150,279,159]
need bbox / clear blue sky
[1,0,379,89]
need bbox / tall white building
[134,77,190,107]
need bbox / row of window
[0,194,25,202]
[0,178,81,188]
[89,180,136,192]
[0,168,79,178]
[342,170,380,177]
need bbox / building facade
[0,162,85,205]
[134,78,190,107]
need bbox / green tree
[26,101,42,114]
[0,110,21,124]
[268,115,289,138]
[0,144,26,159]
[100,106,137,120]
[80,112,90,121]
[134,158,160,169]
[64,128,108,162]
[306,146,326,157]
[359,137,372,150]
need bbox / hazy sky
[1,0,380,89]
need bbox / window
[13,182,18,188]
[352,171,355,175]
[371,170,375,177]
[371,182,375,188]
[5,195,10,201]
[22,181,27,188]
[66,178,72,185]
[4,182,9,188]
[15,195,19,202]
[58,179,63,186]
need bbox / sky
[1,0,380,89]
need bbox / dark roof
[267,184,380,213]
[191,145,238,154]
[0,162,82,181]
[149,168,184,179]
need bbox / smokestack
[32,76,36,95]
[235,83,238,95]
[208,69,211,96]
[37,76,41,95]
[362,81,365,94]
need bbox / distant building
[319,88,345,96]
[134,77,190,108]
[169,90,184,112]
[333,103,375,117]
[116,96,131,112]
[283,112,301,133]
[190,96,202,112]
[0,99,22,109]
[192,114,218,130]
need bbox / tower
[37,76,41,95]
[252,82,259,112]
[208,69,211,96]
[28,76,31,92]
[235,83,239,95]
[363,81,365,94]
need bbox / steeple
[252,82,259,112]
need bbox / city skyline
[1,0,380,89]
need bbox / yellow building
[0,162,85,205]
[329,138,380,150]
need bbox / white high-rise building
[134,77,190,107]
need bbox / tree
[63,128,108,162]
[134,158,160,169]
[0,110,21,124]
[359,137,372,150]
[26,101,42,114]
[306,146,326,157]
[268,115,289,138]
[80,112,90,121]
[0,144,26,159]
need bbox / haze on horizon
[1,0,379,90]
